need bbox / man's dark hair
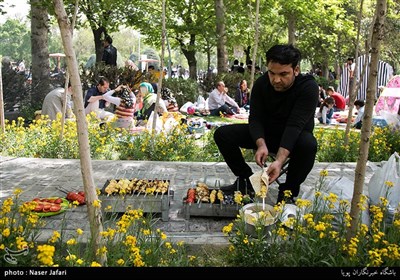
[347,57,354,63]
[104,35,113,44]
[266,44,301,68]
[97,76,109,86]
[354,99,365,107]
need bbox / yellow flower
[314,222,327,232]
[48,231,61,243]
[92,200,101,208]
[13,188,23,196]
[37,244,55,266]
[2,228,10,238]
[384,181,394,188]
[320,169,329,177]
[76,228,83,235]
[90,261,101,267]
[65,254,77,261]
[96,246,107,256]
[16,237,28,250]
[234,191,243,204]
[117,259,125,266]
[66,238,77,246]
[222,223,233,235]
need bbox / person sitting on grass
[102,85,136,132]
[353,99,365,129]
[135,82,167,126]
[208,81,240,116]
[317,97,335,125]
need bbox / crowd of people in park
[39,33,372,136]
[40,57,366,134]
[315,83,365,128]
[37,41,394,207]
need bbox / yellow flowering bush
[0,191,197,267]
[223,175,400,267]
[2,116,399,162]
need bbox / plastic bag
[180,102,194,114]
[196,95,206,110]
[301,176,370,228]
[380,110,399,126]
[368,152,400,223]
[145,111,163,133]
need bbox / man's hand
[255,145,268,168]
[266,161,283,183]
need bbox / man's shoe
[220,177,252,195]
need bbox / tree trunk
[287,13,296,45]
[180,35,197,80]
[93,27,106,63]
[31,0,50,107]
[53,0,106,266]
[152,0,166,131]
[344,0,364,147]
[215,0,227,74]
[249,0,260,91]
[347,0,387,241]
[0,64,4,134]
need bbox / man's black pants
[213,123,317,197]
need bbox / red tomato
[43,204,51,212]
[49,204,61,212]
[54,198,63,204]
[34,203,44,212]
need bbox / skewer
[56,186,69,194]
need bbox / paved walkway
[0,156,378,248]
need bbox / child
[317,97,335,124]
[353,99,365,129]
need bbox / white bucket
[240,203,277,237]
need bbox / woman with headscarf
[135,82,167,122]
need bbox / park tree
[380,0,400,72]
[295,1,357,79]
[215,0,228,74]
[0,19,31,64]
[126,0,216,80]
[53,0,106,265]
[347,0,388,241]
[77,0,138,64]
[30,0,51,116]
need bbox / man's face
[98,82,109,93]
[267,62,299,92]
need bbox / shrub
[223,171,400,267]
[0,190,197,267]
